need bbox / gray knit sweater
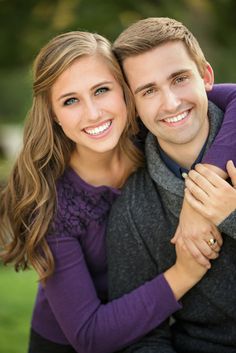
[107,102,236,353]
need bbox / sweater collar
[157,139,208,180]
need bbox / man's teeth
[164,111,188,123]
[84,121,111,135]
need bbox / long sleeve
[44,219,181,353]
[204,83,236,170]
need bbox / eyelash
[64,97,78,106]
[143,87,156,97]
[63,87,110,106]
[95,86,109,95]
[142,74,189,97]
[174,75,189,84]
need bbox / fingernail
[182,172,188,179]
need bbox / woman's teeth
[84,121,112,135]
[164,111,188,123]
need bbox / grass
[0,142,38,352]
[0,265,37,353]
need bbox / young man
[107,18,236,352]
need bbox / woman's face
[51,54,128,156]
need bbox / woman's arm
[45,232,173,353]
[171,84,236,267]
[44,228,180,353]
[205,83,236,171]
[44,221,206,353]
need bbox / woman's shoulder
[50,167,119,237]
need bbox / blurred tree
[0,0,235,124]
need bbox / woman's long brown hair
[0,31,143,283]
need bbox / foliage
[0,0,236,125]
[0,1,235,351]
[0,68,31,124]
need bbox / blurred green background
[0,0,235,352]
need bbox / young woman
[0,31,235,353]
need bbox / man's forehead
[122,42,197,92]
[123,41,192,68]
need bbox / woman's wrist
[163,264,199,301]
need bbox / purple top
[31,84,236,353]
[31,167,181,353]
[205,84,236,169]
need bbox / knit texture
[107,102,236,353]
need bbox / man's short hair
[113,17,207,77]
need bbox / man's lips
[161,110,191,126]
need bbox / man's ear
[203,62,214,91]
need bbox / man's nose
[162,90,180,112]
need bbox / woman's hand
[171,198,222,269]
[184,161,236,225]
[175,235,208,284]
[164,236,208,300]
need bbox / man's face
[123,41,214,154]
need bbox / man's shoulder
[118,167,157,206]
[109,166,163,223]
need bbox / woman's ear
[53,114,61,125]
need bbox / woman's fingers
[226,160,236,187]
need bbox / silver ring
[207,238,217,247]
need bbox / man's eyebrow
[134,69,191,95]
[134,82,156,95]
[168,69,190,79]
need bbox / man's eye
[175,76,188,84]
[95,87,109,96]
[143,88,155,96]
[64,98,78,106]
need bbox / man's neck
[157,120,209,170]
[159,142,204,170]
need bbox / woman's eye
[95,87,109,96]
[64,97,78,106]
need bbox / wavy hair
[0,31,143,283]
